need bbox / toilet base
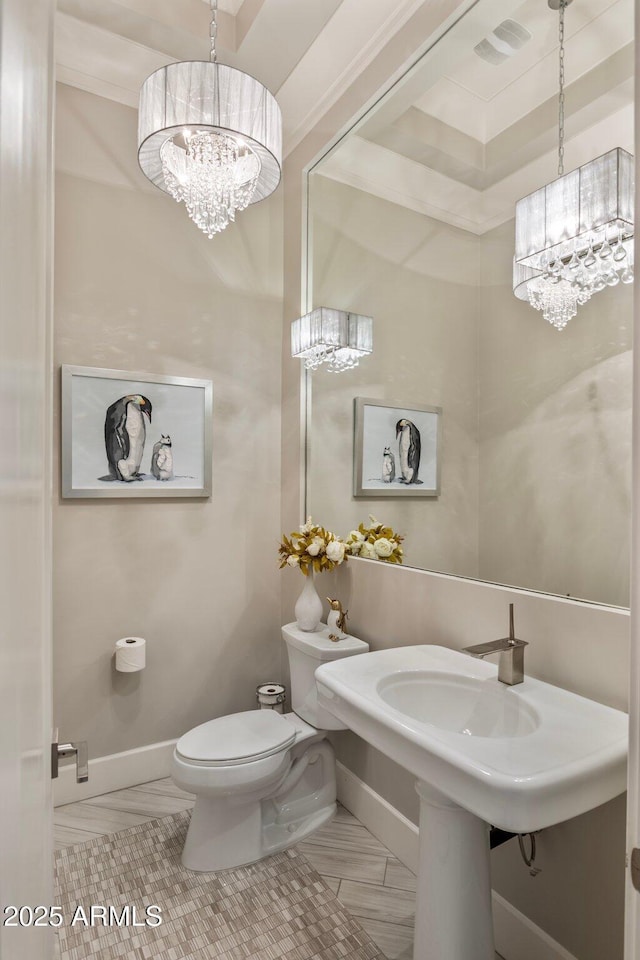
[182,794,262,872]
[262,800,336,859]
[182,797,337,873]
[179,736,337,872]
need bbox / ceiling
[55,0,634,231]
[55,0,430,157]
[317,0,634,235]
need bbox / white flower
[300,516,314,535]
[286,554,300,567]
[373,538,393,558]
[368,515,380,528]
[348,530,364,542]
[326,540,346,564]
[349,541,362,555]
[307,536,325,557]
[360,541,377,559]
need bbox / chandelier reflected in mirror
[137,0,281,238]
[513,0,634,330]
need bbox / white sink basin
[316,644,628,833]
[378,671,540,739]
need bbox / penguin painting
[382,446,395,483]
[396,418,422,484]
[151,435,174,481]
[104,395,152,481]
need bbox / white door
[627,382,640,952]
[0,1,55,958]
[626,4,640,953]
[628,645,640,960]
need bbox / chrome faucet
[463,604,528,686]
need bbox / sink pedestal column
[414,781,494,960]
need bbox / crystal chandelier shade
[512,0,634,330]
[138,45,281,238]
[514,149,634,330]
[291,308,374,373]
[160,132,261,237]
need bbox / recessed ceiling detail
[55,0,428,158]
[317,0,633,238]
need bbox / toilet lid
[176,710,297,764]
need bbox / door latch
[51,728,89,783]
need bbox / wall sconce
[291,307,373,372]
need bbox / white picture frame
[353,397,442,498]
[61,365,213,499]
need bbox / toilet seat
[176,709,297,766]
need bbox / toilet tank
[282,622,369,730]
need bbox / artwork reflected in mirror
[353,398,441,497]
[306,0,633,608]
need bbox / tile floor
[54,778,503,960]
[55,811,383,960]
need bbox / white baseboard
[335,761,578,960]
[335,760,420,872]
[491,892,578,960]
[54,739,176,806]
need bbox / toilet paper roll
[256,682,286,712]
[115,637,146,672]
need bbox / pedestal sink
[315,645,628,960]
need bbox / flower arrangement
[279,517,347,576]
[346,515,404,564]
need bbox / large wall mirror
[305,0,633,608]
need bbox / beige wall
[478,219,632,608]
[281,2,631,957]
[309,176,480,576]
[53,84,284,758]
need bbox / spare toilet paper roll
[115,636,146,672]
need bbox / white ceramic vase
[294,571,323,632]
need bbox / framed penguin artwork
[61,365,213,498]
[353,397,442,498]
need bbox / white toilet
[172,622,369,871]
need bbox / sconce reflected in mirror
[291,307,373,373]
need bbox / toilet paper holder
[256,682,286,712]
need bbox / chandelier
[137,0,281,238]
[513,0,634,330]
[291,308,373,373]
